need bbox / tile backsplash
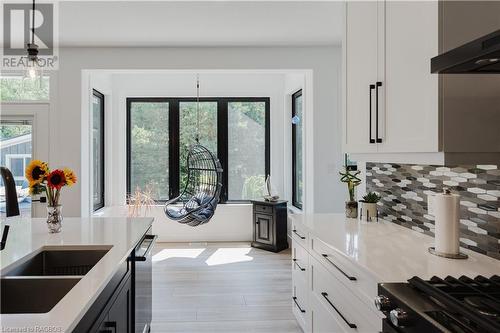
[366,163,500,259]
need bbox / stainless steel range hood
[431,29,500,74]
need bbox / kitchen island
[0,216,153,333]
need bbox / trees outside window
[127,97,270,202]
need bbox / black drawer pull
[369,84,375,144]
[293,259,306,271]
[321,254,357,281]
[292,296,306,313]
[375,81,383,143]
[321,292,357,329]
[292,229,306,240]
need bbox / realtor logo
[1,2,58,70]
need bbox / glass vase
[345,201,358,218]
[47,205,63,233]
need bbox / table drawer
[311,236,378,309]
[254,204,273,214]
[311,256,381,333]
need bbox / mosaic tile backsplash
[366,163,500,259]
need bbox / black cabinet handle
[293,259,306,271]
[132,235,157,262]
[321,254,357,281]
[292,229,306,240]
[375,81,383,143]
[321,292,357,328]
[369,84,375,144]
[292,296,306,313]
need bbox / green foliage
[362,192,381,203]
[241,175,266,200]
[339,168,361,202]
[0,76,49,101]
[0,125,31,140]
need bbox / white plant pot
[360,202,378,221]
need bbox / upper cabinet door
[344,1,380,153]
[379,0,439,153]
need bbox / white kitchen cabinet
[344,0,439,154]
[344,0,381,153]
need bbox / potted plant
[360,192,381,221]
[26,160,77,233]
[339,156,361,218]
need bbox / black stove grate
[409,275,500,333]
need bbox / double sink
[1,246,111,314]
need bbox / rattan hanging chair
[164,144,223,226]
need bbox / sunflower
[47,169,66,190]
[25,160,49,185]
[63,168,77,186]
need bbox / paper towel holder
[428,247,468,259]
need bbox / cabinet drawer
[310,291,347,333]
[292,239,309,277]
[311,236,378,309]
[293,272,309,332]
[311,256,381,333]
[291,220,308,249]
[255,204,273,214]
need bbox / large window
[292,90,303,209]
[92,90,105,211]
[127,97,270,202]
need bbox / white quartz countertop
[291,213,500,282]
[0,217,153,332]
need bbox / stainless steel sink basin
[0,277,81,313]
[4,247,111,276]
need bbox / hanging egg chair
[164,76,223,226]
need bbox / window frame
[92,89,105,212]
[126,97,270,203]
[292,89,303,210]
[5,154,31,182]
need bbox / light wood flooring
[151,242,301,333]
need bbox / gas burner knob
[374,295,392,311]
[389,308,410,327]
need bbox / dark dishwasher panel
[132,228,156,333]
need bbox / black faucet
[1,225,9,251]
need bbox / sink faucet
[1,225,9,251]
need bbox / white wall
[52,46,342,218]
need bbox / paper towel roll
[434,189,460,255]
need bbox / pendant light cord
[196,74,200,143]
[31,0,35,45]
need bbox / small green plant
[362,192,381,203]
[339,154,361,202]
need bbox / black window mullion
[93,89,105,211]
[218,100,229,203]
[169,99,180,199]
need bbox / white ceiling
[59,1,343,47]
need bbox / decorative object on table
[359,192,380,222]
[263,175,280,202]
[164,75,223,227]
[339,154,361,218]
[428,188,468,259]
[26,160,77,233]
[250,199,288,252]
[128,185,156,217]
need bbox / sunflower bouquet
[26,160,77,207]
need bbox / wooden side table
[250,199,288,253]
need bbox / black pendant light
[24,0,43,85]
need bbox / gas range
[375,275,500,333]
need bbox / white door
[0,103,50,217]
[379,0,439,153]
[344,1,381,153]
